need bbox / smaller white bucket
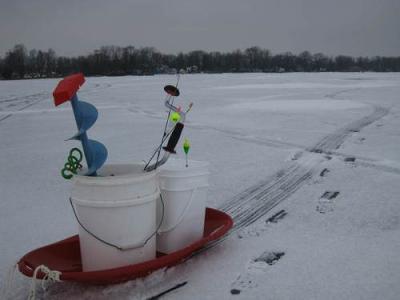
[157,158,209,254]
[70,164,159,271]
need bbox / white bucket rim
[159,171,210,179]
[159,159,209,172]
[160,184,209,192]
[159,159,209,178]
[73,163,158,186]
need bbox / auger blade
[75,101,98,133]
[85,139,108,176]
[66,129,85,141]
[67,101,98,140]
[53,74,109,177]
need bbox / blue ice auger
[53,73,107,176]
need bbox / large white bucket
[70,163,159,271]
[157,158,209,254]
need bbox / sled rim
[18,207,233,284]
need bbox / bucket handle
[69,196,164,251]
[157,189,196,234]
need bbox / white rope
[1,262,17,300]
[28,265,61,300]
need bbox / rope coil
[28,265,61,300]
[61,148,83,179]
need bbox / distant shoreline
[2,71,400,82]
[2,45,399,80]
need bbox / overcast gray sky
[0,0,399,57]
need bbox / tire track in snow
[355,160,400,175]
[308,106,389,153]
[187,122,306,150]
[0,93,49,124]
[324,88,359,100]
[0,92,47,105]
[220,154,319,233]
[196,105,389,252]
[312,149,400,176]
[0,81,114,125]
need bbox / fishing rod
[143,75,179,171]
[143,102,192,168]
[144,76,193,172]
[144,104,192,172]
[153,75,180,170]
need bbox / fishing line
[154,74,180,170]
[144,74,181,171]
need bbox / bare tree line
[1,44,399,80]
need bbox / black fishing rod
[144,75,193,172]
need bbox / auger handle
[163,122,184,154]
[53,73,85,106]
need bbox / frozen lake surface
[1,73,400,299]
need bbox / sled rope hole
[1,262,17,300]
[28,265,61,300]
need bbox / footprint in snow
[266,210,287,224]
[230,252,285,295]
[319,168,330,177]
[344,157,356,162]
[237,210,287,239]
[317,191,339,213]
[313,168,330,184]
[354,137,366,144]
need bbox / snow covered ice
[1,73,400,299]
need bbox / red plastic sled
[18,208,233,285]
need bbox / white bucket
[157,158,209,254]
[70,163,159,271]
